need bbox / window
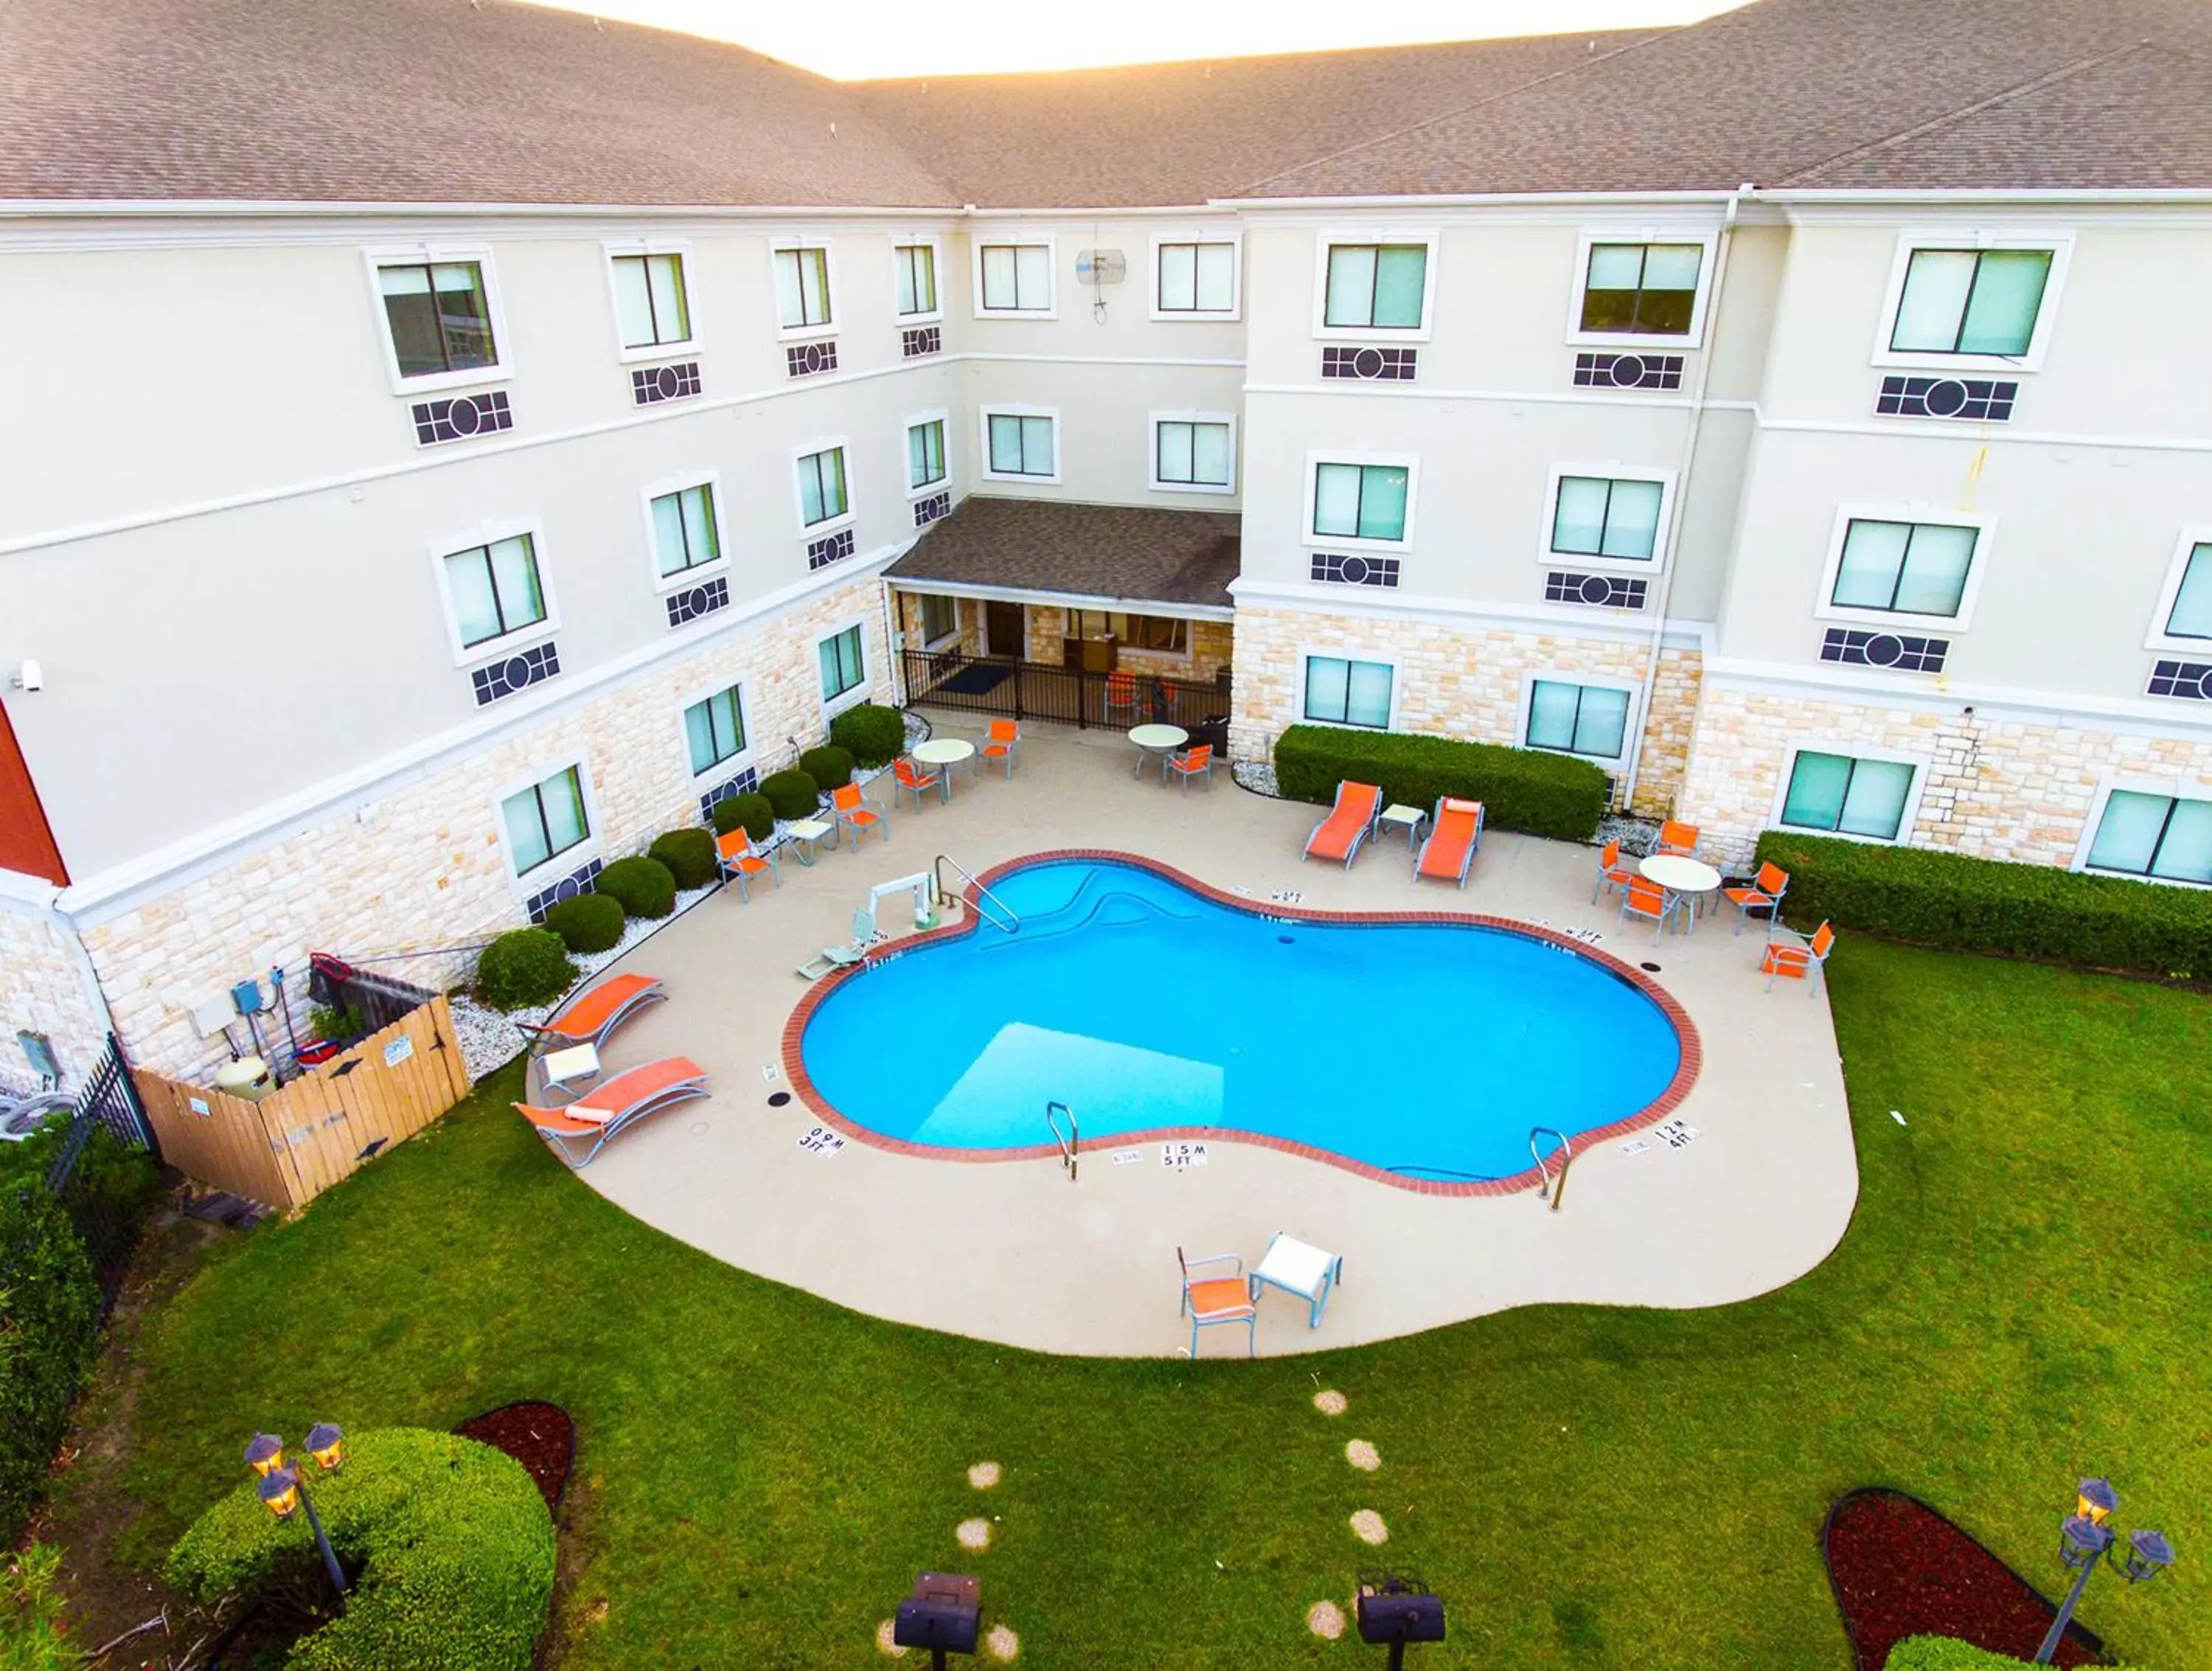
[2085,791,2212,884]
[648,483,720,580]
[1578,243,1703,337]
[611,251,690,350]
[1156,241,1236,314]
[2160,542,2212,640]
[920,594,958,645]
[819,625,866,704]
[1551,475,1664,562]
[1891,249,2052,357]
[1304,656,1394,729]
[1831,518,1978,618]
[1154,418,1234,490]
[986,411,1056,478]
[1313,462,1410,544]
[445,534,546,650]
[502,766,589,878]
[908,419,947,490]
[1323,243,1427,330]
[979,242,1051,313]
[377,260,497,377]
[1780,751,1915,841]
[1071,611,1188,653]
[796,448,848,527]
[1526,680,1630,760]
[895,243,938,317]
[773,246,832,331]
[683,684,748,777]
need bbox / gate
[902,648,1231,734]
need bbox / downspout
[1618,181,1753,813]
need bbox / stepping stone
[967,1461,1002,1489]
[1345,1439,1380,1472]
[956,1517,991,1550]
[1312,1389,1348,1416]
[1307,1600,1346,1639]
[1349,1510,1389,1546]
[874,1618,908,1658]
[985,1625,1020,1661]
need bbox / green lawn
[64,942,2211,1667]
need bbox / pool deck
[567,720,1859,1358]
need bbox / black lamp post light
[1355,1574,1446,1670]
[244,1424,350,1611]
[892,1572,981,1671]
[2032,1477,2174,1665]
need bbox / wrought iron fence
[5,1033,159,1310]
[902,649,1231,743]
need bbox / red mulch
[1825,1489,2102,1670]
[453,1401,575,1512]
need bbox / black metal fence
[6,1033,160,1309]
[903,649,1232,740]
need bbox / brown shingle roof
[887,498,1241,610]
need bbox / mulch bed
[1823,1488,2104,1669]
[453,1401,576,1512]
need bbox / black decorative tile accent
[698,767,760,823]
[806,527,856,572]
[1545,571,1649,609]
[1820,628,1950,673]
[470,639,559,706]
[1320,345,1418,382]
[631,361,702,406]
[525,856,602,923]
[1875,375,2017,422]
[1310,551,1400,588]
[1572,352,1683,391]
[411,389,512,445]
[786,339,838,378]
[664,575,729,629]
[913,490,952,529]
[901,326,942,358]
[2148,659,2212,701]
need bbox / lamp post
[1354,1574,1446,1671]
[2031,1477,2174,1664]
[244,1425,349,1612]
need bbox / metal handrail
[934,854,1020,934]
[1530,1127,1573,1212]
[1046,1100,1078,1181]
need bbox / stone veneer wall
[1677,681,2212,870]
[0,898,108,1094]
[1229,605,1701,816]
[79,574,896,1081]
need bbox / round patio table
[1127,723,1188,779]
[1638,852,1722,931]
[911,737,975,802]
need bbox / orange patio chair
[1103,670,1138,721]
[515,972,664,1057]
[1302,781,1382,868]
[981,719,1021,779]
[1762,920,1836,996]
[1591,838,1637,903]
[1619,877,1684,942]
[1415,796,1484,889]
[892,756,942,810]
[716,828,779,903]
[1163,743,1214,791]
[1722,861,1791,936]
[833,781,887,847]
[513,1055,710,1168]
[1177,1246,1256,1359]
[1656,819,1702,858]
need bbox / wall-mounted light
[10,661,41,692]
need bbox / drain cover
[768,1091,792,1108]
[1640,962,1662,973]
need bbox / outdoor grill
[893,1571,981,1667]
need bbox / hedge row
[1755,830,2212,981]
[1883,1636,2136,1670]
[1272,724,1610,842]
[0,1184,102,1546]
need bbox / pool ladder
[1530,1127,1573,1212]
[935,854,1020,934]
[1046,1100,1078,1182]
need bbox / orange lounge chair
[515,973,664,1057]
[716,828,779,902]
[1762,920,1836,995]
[1415,796,1484,889]
[1178,1246,1256,1359]
[514,1055,710,1168]
[1302,781,1382,869]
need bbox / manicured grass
[66,943,2210,1667]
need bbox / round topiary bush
[796,745,854,792]
[759,768,821,821]
[540,892,625,955]
[647,827,718,890]
[594,855,676,920]
[167,1427,555,1671]
[709,791,774,841]
[828,702,906,768]
[476,928,576,1011]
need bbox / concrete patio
[564,718,1859,1358]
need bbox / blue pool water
[799,858,1683,1181]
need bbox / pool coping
[779,848,1704,1200]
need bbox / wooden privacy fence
[135,996,471,1214]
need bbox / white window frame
[427,516,559,668]
[675,674,756,785]
[1536,462,1680,573]
[1147,229,1244,322]
[971,234,1058,320]
[493,754,601,895]
[1515,671,1641,765]
[1296,646,1402,732]
[1565,228,1721,350]
[769,240,838,341]
[2069,774,2212,888]
[1767,740,1931,848]
[1813,504,1997,633]
[361,243,513,396]
[790,437,855,535]
[1871,229,2073,373]
[978,405,1062,484]
[1147,410,1239,496]
[2144,527,2212,653]
[1310,230,1440,342]
[1303,451,1419,552]
[636,470,729,596]
[890,236,946,325]
[815,616,873,720]
[904,409,952,498]
[601,239,700,364]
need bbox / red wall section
[0,700,67,885]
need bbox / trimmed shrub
[476,928,576,1011]
[541,892,625,955]
[829,702,906,768]
[760,769,821,821]
[1271,724,1610,842]
[594,855,677,920]
[710,791,774,841]
[797,744,854,792]
[0,1186,101,1546]
[1755,829,2212,981]
[1883,1637,2138,1670]
[647,827,718,890]
[0,1543,77,1667]
[167,1427,555,1671]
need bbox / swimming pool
[791,855,1694,1190]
